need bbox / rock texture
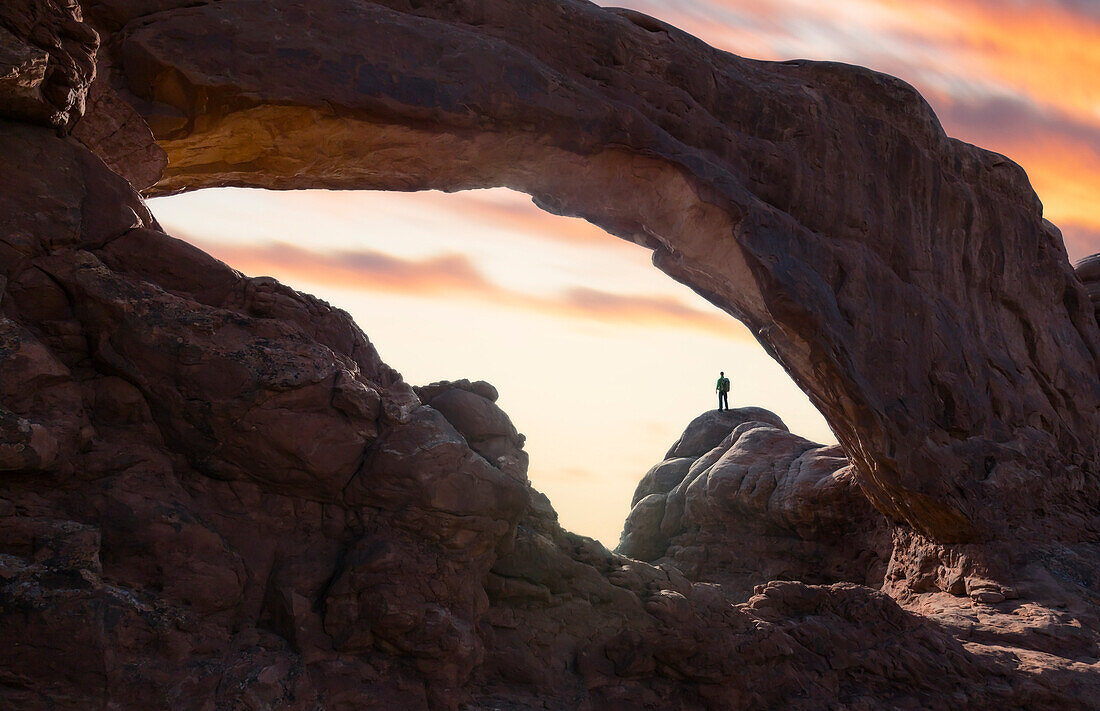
[478,490,1092,711]
[618,410,890,599]
[7,118,1098,710]
[0,0,97,129]
[0,119,531,709]
[1075,253,1100,323]
[70,70,168,190]
[72,0,1100,595]
[2,0,1100,708]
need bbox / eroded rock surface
[619,410,890,599]
[70,0,1100,595]
[1075,253,1100,323]
[0,120,530,709]
[4,115,1100,711]
[2,0,1100,708]
[0,0,97,129]
[70,71,167,190]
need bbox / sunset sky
[150,0,1099,546]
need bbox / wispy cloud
[416,190,612,247]
[188,239,492,293]
[924,93,1100,250]
[184,237,748,338]
[561,287,728,326]
[1059,223,1100,264]
[901,0,1100,123]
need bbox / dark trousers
[718,392,728,410]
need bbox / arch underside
[79,0,1099,559]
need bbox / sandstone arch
[40,0,1100,587]
[5,1,1100,706]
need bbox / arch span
[80,0,1100,588]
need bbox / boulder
[416,379,528,480]
[619,411,890,599]
[0,0,97,129]
[664,408,788,459]
[1074,253,1100,322]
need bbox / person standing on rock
[716,371,731,411]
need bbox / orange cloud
[406,190,614,247]
[889,0,1100,258]
[192,240,493,295]
[185,238,749,338]
[686,0,1100,124]
[1013,141,1100,241]
[925,93,1100,257]
[561,287,732,329]
[888,0,1100,125]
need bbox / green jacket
[716,377,730,393]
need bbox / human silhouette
[716,371,730,411]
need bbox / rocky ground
[2,0,1099,709]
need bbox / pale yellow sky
[150,188,835,546]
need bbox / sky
[149,0,1099,546]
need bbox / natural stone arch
[78,0,1100,590]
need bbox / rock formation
[0,116,531,708]
[1075,254,1100,323]
[2,0,1100,708]
[0,0,97,130]
[9,117,1097,710]
[618,409,890,599]
[66,0,1100,597]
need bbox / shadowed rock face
[0,0,97,130]
[3,0,1100,708]
[618,410,891,599]
[1076,255,1100,323]
[69,0,1100,593]
[0,117,531,706]
[9,119,1099,710]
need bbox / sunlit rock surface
[618,409,891,599]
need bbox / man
[716,371,730,411]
